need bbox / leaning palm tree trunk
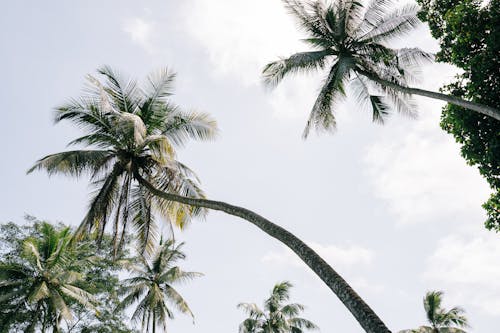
[136,174,391,333]
[358,70,500,121]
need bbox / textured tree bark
[136,174,392,333]
[358,70,500,121]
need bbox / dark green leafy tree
[0,219,136,333]
[238,281,318,333]
[116,239,200,333]
[416,0,500,230]
[65,233,137,333]
[399,291,468,333]
[30,66,391,333]
[0,221,96,332]
[263,0,500,137]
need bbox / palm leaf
[27,150,112,178]
[263,50,332,87]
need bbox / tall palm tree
[29,66,217,256]
[399,291,469,333]
[116,239,200,333]
[263,0,500,137]
[29,66,391,333]
[0,222,96,332]
[238,281,318,333]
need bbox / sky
[1,0,499,332]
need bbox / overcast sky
[1,1,499,332]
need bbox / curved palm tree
[399,291,468,333]
[263,0,500,137]
[0,222,95,332]
[29,66,391,333]
[238,281,318,333]
[29,66,217,256]
[116,239,200,333]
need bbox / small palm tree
[399,291,469,333]
[0,222,95,332]
[263,0,500,137]
[238,281,318,333]
[116,239,201,333]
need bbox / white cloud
[423,231,500,316]
[122,17,154,53]
[182,0,303,85]
[262,241,374,269]
[363,63,491,225]
[262,241,383,294]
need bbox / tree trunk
[136,174,391,333]
[358,70,500,121]
[153,311,156,333]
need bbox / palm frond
[237,303,265,319]
[289,317,319,330]
[303,57,353,137]
[96,65,140,114]
[162,110,218,147]
[350,75,391,124]
[282,0,331,39]
[263,50,332,87]
[360,4,421,43]
[27,150,113,178]
[76,163,124,239]
[355,0,395,36]
[130,184,159,256]
[163,285,194,317]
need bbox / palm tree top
[28,66,218,255]
[264,0,436,137]
[117,239,201,332]
[238,281,318,333]
[399,290,469,333]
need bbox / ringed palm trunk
[136,174,391,333]
[358,70,500,121]
[153,312,156,333]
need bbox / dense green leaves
[0,219,138,332]
[417,0,500,230]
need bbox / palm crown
[28,66,218,255]
[399,291,469,333]
[264,0,435,137]
[116,239,201,333]
[0,223,96,332]
[238,281,318,333]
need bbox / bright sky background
[1,1,499,332]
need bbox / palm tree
[399,291,469,333]
[0,222,96,332]
[28,66,217,256]
[263,0,500,137]
[29,66,391,333]
[116,239,200,333]
[238,281,318,333]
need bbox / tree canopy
[417,0,500,230]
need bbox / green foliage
[0,218,136,333]
[28,67,218,255]
[417,0,500,230]
[399,291,468,333]
[237,281,318,333]
[117,239,201,333]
